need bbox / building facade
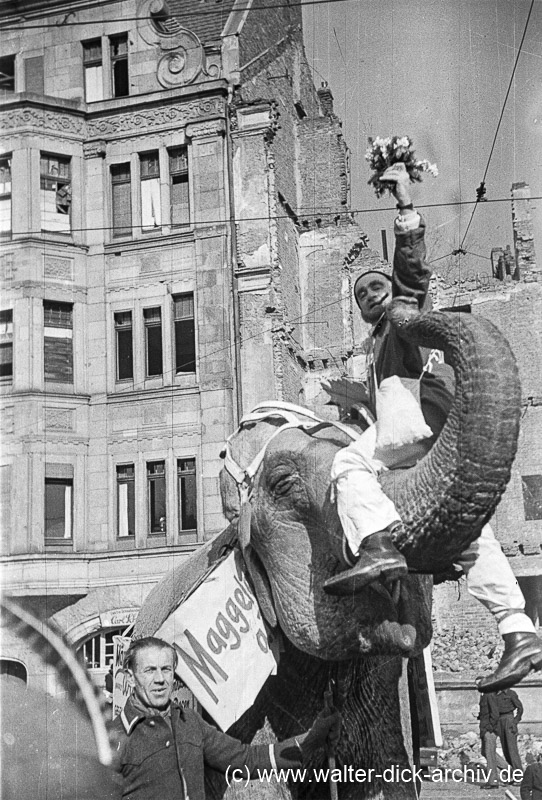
[0,0,372,688]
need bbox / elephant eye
[270,471,298,496]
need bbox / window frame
[82,38,104,103]
[111,162,132,239]
[172,293,196,375]
[147,460,166,534]
[168,146,190,228]
[0,155,12,236]
[43,300,73,384]
[109,33,129,98]
[177,457,197,534]
[81,627,128,672]
[0,54,16,95]
[0,308,13,379]
[143,306,163,378]
[116,463,135,538]
[140,151,162,232]
[40,153,72,234]
[114,310,134,381]
[44,477,73,541]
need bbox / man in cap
[109,636,341,800]
[521,746,542,800]
[323,163,542,694]
[479,687,523,789]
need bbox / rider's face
[355,274,392,323]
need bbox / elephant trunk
[383,303,521,571]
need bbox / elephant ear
[237,501,277,629]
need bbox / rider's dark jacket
[368,217,454,439]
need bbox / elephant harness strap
[223,401,361,549]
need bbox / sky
[303,0,542,280]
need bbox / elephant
[135,300,521,799]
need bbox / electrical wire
[6,194,539,238]
[459,0,535,250]
[12,249,490,442]
[1,0,360,29]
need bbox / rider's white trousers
[331,428,535,636]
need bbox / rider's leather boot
[476,631,542,692]
[324,523,407,596]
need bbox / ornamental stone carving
[137,0,221,87]
[137,0,180,47]
[44,255,73,281]
[156,30,205,88]
[45,408,74,431]
[83,140,107,159]
[0,107,84,136]
[87,98,225,138]
[185,119,226,140]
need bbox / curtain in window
[141,178,161,229]
[85,64,103,102]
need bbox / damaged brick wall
[235,15,358,407]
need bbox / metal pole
[324,685,339,800]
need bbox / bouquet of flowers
[365,136,438,197]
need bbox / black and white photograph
[1,1,541,798]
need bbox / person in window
[109,637,341,800]
[322,163,542,693]
[55,182,71,214]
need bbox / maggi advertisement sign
[156,549,277,730]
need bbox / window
[24,56,44,95]
[45,478,73,539]
[0,310,13,378]
[173,294,195,373]
[81,628,126,671]
[83,38,103,102]
[111,163,132,238]
[522,475,542,520]
[117,464,135,537]
[147,461,166,533]
[0,55,15,95]
[110,33,129,97]
[40,154,71,233]
[178,458,197,532]
[169,147,189,226]
[115,311,133,380]
[144,307,162,377]
[0,157,12,235]
[140,152,161,231]
[44,301,73,383]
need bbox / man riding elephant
[322,163,542,693]
[136,156,537,800]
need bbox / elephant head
[217,304,521,662]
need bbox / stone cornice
[0,93,227,141]
[87,97,226,139]
[0,103,85,138]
